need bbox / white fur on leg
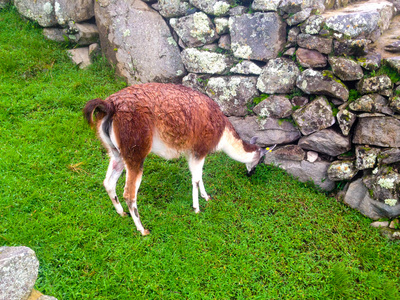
[103,156,125,216]
[188,156,208,213]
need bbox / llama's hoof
[120,212,128,217]
[141,229,150,236]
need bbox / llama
[84,83,269,235]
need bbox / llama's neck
[216,126,259,164]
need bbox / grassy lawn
[1,5,400,299]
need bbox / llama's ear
[250,136,258,144]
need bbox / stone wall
[6,0,400,220]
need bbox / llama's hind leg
[103,152,126,216]
[124,163,150,236]
[188,156,209,213]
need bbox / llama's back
[107,83,228,158]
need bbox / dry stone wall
[7,0,400,220]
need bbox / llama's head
[246,137,275,176]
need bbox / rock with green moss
[355,146,380,170]
[272,145,306,161]
[170,12,218,47]
[257,58,300,94]
[292,96,336,136]
[158,0,193,18]
[328,160,358,181]
[300,14,324,35]
[205,76,258,117]
[336,108,356,136]
[229,12,286,61]
[0,0,10,9]
[252,0,281,12]
[181,48,234,74]
[190,0,230,16]
[386,57,400,74]
[378,148,400,165]
[296,69,349,101]
[349,94,394,115]
[356,75,393,94]
[358,53,381,71]
[389,95,400,113]
[253,95,293,119]
[328,56,363,81]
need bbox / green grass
[1,5,400,299]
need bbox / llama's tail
[83,98,115,127]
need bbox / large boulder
[229,12,286,61]
[54,0,95,26]
[95,0,185,84]
[14,0,58,27]
[205,76,258,117]
[0,246,39,300]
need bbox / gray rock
[296,48,327,68]
[158,0,193,18]
[205,76,258,117]
[67,47,91,69]
[68,22,99,46]
[333,39,371,56]
[230,60,262,75]
[257,58,300,94]
[355,145,380,170]
[252,0,281,12]
[323,2,395,40]
[43,28,67,43]
[296,69,349,101]
[353,116,400,147]
[328,56,363,81]
[214,17,229,35]
[253,95,293,119]
[14,0,57,27]
[379,148,400,164]
[292,96,336,136]
[386,56,400,74]
[229,12,286,61]
[287,27,300,46]
[181,73,208,94]
[298,129,351,157]
[278,0,325,15]
[343,178,384,220]
[384,40,400,52]
[296,33,333,55]
[336,108,356,136]
[95,0,185,85]
[286,8,312,26]
[328,160,358,181]
[356,75,393,94]
[0,246,39,300]
[273,145,306,161]
[0,0,10,9]
[358,53,382,71]
[363,169,400,208]
[181,48,234,74]
[189,0,231,16]
[228,5,248,16]
[300,14,324,34]
[170,12,218,47]
[54,0,95,26]
[218,34,231,50]
[283,47,296,57]
[229,116,301,147]
[349,94,394,115]
[307,151,319,163]
[264,155,335,191]
[291,96,308,107]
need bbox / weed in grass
[1,6,400,300]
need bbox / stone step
[370,14,400,58]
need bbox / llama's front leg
[188,156,208,213]
[103,155,126,216]
[124,167,150,236]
